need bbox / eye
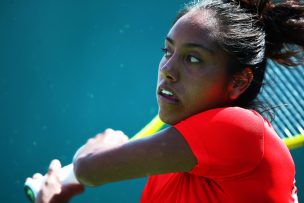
[161,48,173,57]
[186,55,201,64]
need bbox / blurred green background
[0,0,302,202]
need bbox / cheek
[157,58,166,80]
[159,57,166,69]
[190,76,229,105]
[203,77,230,102]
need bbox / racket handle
[24,163,79,202]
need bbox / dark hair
[175,0,304,114]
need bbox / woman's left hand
[74,129,129,160]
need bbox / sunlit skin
[157,10,236,125]
[30,9,254,202]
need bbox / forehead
[167,9,220,48]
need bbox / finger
[44,171,61,189]
[94,129,113,139]
[104,128,114,134]
[113,130,129,143]
[48,159,61,175]
[87,135,100,144]
[114,130,125,137]
[43,175,62,195]
[115,130,124,134]
[33,173,43,179]
[50,184,84,203]
[121,134,129,142]
[61,184,85,196]
[115,130,128,137]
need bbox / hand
[27,160,84,203]
[74,129,129,160]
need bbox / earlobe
[229,89,240,100]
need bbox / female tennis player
[27,0,303,202]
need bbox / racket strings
[258,60,304,143]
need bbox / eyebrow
[165,37,214,54]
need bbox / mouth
[158,86,179,103]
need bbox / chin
[158,110,181,126]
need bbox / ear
[228,67,253,100]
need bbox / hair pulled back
[175,0,304,111]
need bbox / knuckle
[87,138,95,143]
[105,128,114,133]
[116,130,124,135]
[33,173,42,179]
[95,133,102,139]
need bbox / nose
[159,58,178,82]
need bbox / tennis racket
[258,60,304,150]
[24,115,165,203]
[24,61,304,202]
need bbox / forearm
[73,139,151,186]
[73,127,196,187]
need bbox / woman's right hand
[27,159,84,203]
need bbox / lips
[158,85,179,103]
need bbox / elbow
[73,156,101,187]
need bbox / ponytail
[175,0,304,113]
[262,0,304,65]
[238,0,304,66]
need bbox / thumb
[50,184,84,203]
[61,184,85,197]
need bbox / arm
[73,127,196,186]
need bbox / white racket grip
[59,163,79,185]
[24,163,79,199]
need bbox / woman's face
[157,10,233,125]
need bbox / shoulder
[176,107,264,131]
[174,106,265,147]
[174,107,265,178]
